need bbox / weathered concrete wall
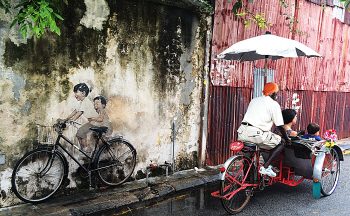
[0,0,210,207]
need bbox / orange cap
[262,82,279,96]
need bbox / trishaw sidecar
[211,137,344,215]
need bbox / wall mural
[66,83,113,152]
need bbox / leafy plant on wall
[0,0,68,38]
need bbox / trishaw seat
[287,137,316,159]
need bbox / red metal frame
[211,148,310,200]
[321,150,337,178]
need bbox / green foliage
[340,0,350,11]
[7,0,67,38]
[280,0,309,36]
[251,13,272,29]
[192,0,213,13]
[231,0,309,36]
[231,0,242,21]
[0,0,10,13]
[232,0,272,30]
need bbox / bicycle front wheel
[321,148,340,196]
[95,139,136,186]
[220,155,253,214]
[12,148,67,203]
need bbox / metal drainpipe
[199,29,211,168]
[173,117,176,174]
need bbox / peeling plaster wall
[80,0,110,30]
[0,0,210,207]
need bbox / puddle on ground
[89,184,226,216]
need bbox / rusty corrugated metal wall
[207,87,251,165]
[207,0,350,165]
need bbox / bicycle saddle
[90,127,109,133]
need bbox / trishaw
[211,134,344,214]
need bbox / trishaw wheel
[321,148,340,196]
[220,155,253,214]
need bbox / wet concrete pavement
[337,137,350,154]
[1,138,350,216]
[0,166,221,216]
[99,184,224,216]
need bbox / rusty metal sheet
[207,0,350,166]
[344,9,350,24]
[306,0,334,6]
[333,6,344,22]
[210,0,350,92]
[206,87,252,165]
[206,87,350,166]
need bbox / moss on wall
[106,0,200,99]
[177,151,198,171]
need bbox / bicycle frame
[50,132,110,186]
[212,139,343,215]
[11,120,137,204]
[212,147,307,200]
[220,155,255,200]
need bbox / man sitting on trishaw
[237,82,290,177]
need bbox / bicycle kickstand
[88,171,94,190]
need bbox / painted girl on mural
[65,83,113,151]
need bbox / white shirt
[242,96,284,131]
[75,98,98,122]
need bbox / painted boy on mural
[89,96,113,146]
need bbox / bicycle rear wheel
[321,148,340,196]
[220,155,253,214]
[12,148,67,203]
[95,139,136,186]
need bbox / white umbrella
[217,32,322,77]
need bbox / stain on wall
[0,0,210,207]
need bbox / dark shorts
[76,122,113,139]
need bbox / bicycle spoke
[220,155,252,214]
[12,149,66,203]
[95,139,136,186]
[321,149,340,196]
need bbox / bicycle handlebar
[54,118,81,132]
[67,119,82,125]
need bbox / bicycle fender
[108,138,137,155]
[219,155,242,181]
[56,149,69,176]
[332,145,344,161]
[313,147,326,198]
